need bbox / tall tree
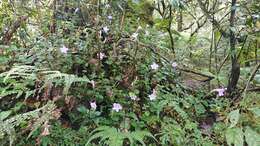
[227,0,240,94]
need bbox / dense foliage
[0,0,259,146]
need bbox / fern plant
[224,93,260,146]
[0,101,57,146]
[41,70,90,95]
[0,65,90,100]
[86,126,156,146]
[157,118,185,146]
[0,65,42,100]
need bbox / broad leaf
[245,127,260,146]
[228,109,240,128]
[0,110,12,121]
[248,107,260,118]
[225,127,243,146]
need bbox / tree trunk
[256,40,259,64]
[167,5,175,55]
[50,0,57,33]
[227,0,240,94]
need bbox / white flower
[105,4,110,9]
[137,26,142,30]
[129,92,138,101]
[148,89,157,101]
[60,45,69,54]
[90,101,97,110]
[107,15,113,20]
[112,103,122,112]
[172,62,178,68]
[145,30,150,36]
[158,33,167,38]
[148,94,156,100]
[252,14,259,19]
[97,52,106,60]
[151,62,159,70]
[103,26,109,33]
[131,32,138,40]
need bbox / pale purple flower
[97,52,106,60]
[252,14,259,19]
[74,8,79,14]
[103,26,109,33]
[172,62,178,68]
[131,32,138,40]
[212,88,226,96]
[151,62,159,70]
[41,123,50,136]
[148,89,157,100]
[60,45,69,54]
[107,15,113,20]
[112,103,122,112]
[90,101,97,110]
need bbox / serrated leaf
[225,128,244,146]
[255,74,260,83]
[85,126,155,146]
[245,127,260,146]
[0,110,12,120]
[228,109,240,128]
[248,107,260,118]
[154,19,170,30]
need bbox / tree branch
[196,0,229,37]
[243,63,260,93]
[116,38,215,82]
[1,16,28,45]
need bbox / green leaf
[228,109,240,128]
[245,127,260,146]
[225,127,244,146]
[0,110,12,120]
[248,107,260,118]
[154,19,170,30]
[254,74,260,84]
[85,126,155,146]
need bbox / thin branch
[237,35,248,59]
[196,0,229,37]
[190,18,207,37]
[116,38,215,82]
[217,54,229,74]
[243,63,260,93]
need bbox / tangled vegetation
[0,0,259,146]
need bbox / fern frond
[42,70,89,95]
[0,66,90,100]
[86,126,156,146]
[0,101,57,146]
[0,65,45,83]
[131,131,157,146]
